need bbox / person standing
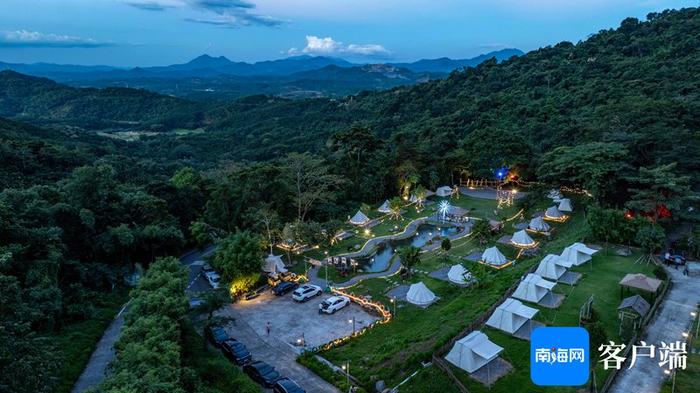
[266,321,271,336]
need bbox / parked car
[272,281,299,296]
[201,262,214,273]
[221,339,252,365]
[273,377,305,393]
[292,284,322,302]
[243,361,282,387]
[205,325,229,347]
[188,298,204,309]
[318,295,350,314]
[205,271,220,289]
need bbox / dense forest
[1,7,700,393]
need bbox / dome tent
[377,200,392,214]
[480,246,509,268]
[528,216,550,233]
[544,205,567,221]
[406,282,437,307]
[436,186,454,197]
[263,254,287,274]
[511,230,537,248]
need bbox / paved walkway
[608,263,700,393]
[223,306,341,393]
[70,306,127,393]
[71,246,215,393]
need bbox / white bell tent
[512,273,556,303]
[445,331,504,373]
[377,200,392,214]
[558,198,573,212]
[447,264,471,285]
[535,254,567,281]
[436,186,454,197]
[485,298,539,335]
[528,216,550,233]
[544,206,566,221]
[406,282,437,307]
[349,210,370,226]
[511,230,537,248]
[263,254,287,274]
[560,243,598,266]
[480,246,510,268]
[547,189,563,201]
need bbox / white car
[292,284,322,302]
[318,296,350,314]
[205,271,220,289]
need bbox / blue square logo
[531,327,589,386]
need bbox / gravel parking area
[229,291,380,349]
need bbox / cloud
[0,30,113,48]
[124,1,179,11]
[289,36,389,57]
[125,0,284,28]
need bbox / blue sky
[0,0,696,66]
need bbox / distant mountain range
[0,49,523,100]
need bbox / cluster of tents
[544,190,573,222]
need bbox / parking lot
[218,289,380,393]
[229,290,381,349]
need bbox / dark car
[272,281,299,296]
[205,325,229,347]
[221,339,252,365]
[243,361,282,387]
[273,377,305,393]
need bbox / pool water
[361,225,459,272]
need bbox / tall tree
[626,163,698,223]
[282,152,344,222]
[211,231,263,281]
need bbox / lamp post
[341,361,351,388]
[390,297,396,316]
[664,369,676,393]
[692,311,699,339]
[349,316,356,335]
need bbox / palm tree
[398,246,421,277]
[389,197,404,220]
[414,185,427,209]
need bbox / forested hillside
[1,7,700,393]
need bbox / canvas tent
[511,230,537,248]
[544,206,566,221]
[377,200,392,214]
[481,246,510,268]
[447,264,471,285]
[486,298,539,334]
[558,198,573,212]
[528,216,550,233]
[512,273,556,303]
[409,194,419,203]
[535,254,567,281]
[445,331,504,373]
[349,210,370,226]
[406,282,437,306]
[263,254,287,274]
[547,189,563,201]
[560,243,598,266]
[436,186,454,197]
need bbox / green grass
[660,354,700,393]
[298,353,367,393]
[52,288,130,393]
[181,321,260,393]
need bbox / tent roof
[486,298,538,334]
[618,294,651,316]
[436,185,454,196]
[529,216,550,232]
[461,331,503,359]
[548,189,563,199]
[619,273,662,293]
[560,243,598,266]
[263,254,287,274]
[378,200,391,213]
[513,274,556,303]
[448,264,470,285]
[545,206,564,218]
[511,230,536,247]
[349,210,370,225]
[558,198,573,212]
[482,246,508,266]
[409,194,419,203]
[406,282,437,306]
[535,254,567,280]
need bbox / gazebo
[377,200,392,214]
[617,294,651,334]
[510,230,538,249]
[480,246,511,269]
[619,273,662,299]
[558,198,573,212]
[349,210,370,226]
[543,206,568,222]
